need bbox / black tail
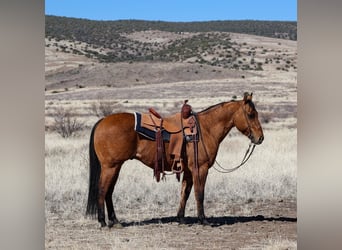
[86,119,103,218]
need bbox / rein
[212,143,255,173]
[198,119,256,173]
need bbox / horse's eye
[248,113,255,119]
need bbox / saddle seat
[142,107,195,135]
[141,112,182,133]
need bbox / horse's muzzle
[256,135,264,145]
[251,135,264,145]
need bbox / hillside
[46,15,296,65]
[45,31,296,91]
[46,15,297,42]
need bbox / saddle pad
[134,112,170,141]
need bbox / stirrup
[172,159,184,174]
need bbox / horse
[86,92,264,227]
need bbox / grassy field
[45,111,296,249]
[45,83,297,249]
[45,123,296,218]
[45,31,296,249]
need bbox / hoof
[108,220,115,228]
[199,218,211,226]
[99,221,107,228]
[178,217,186,225]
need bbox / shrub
[256,62,263,71]
[52,107,84,138]
[261,112,272,124]
[91,101,117,118]
[76,84,85,88]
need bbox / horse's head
[234,92,264,145]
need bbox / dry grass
[45,82,297,249]
[45,125,296,249]
[207,127,296,203]
[45,126,296,219]
[241,236,297,250]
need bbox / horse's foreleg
[105,165,122,228]
[98,166,117,227]
[177,169,193,223]
[192,164,209,225]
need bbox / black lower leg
[98,207,106,227]
[105,191,115,227]
[106,201,119,227]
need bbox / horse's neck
[198,101,240,144]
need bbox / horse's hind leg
[105,165,122,228]
[98,165,121,227]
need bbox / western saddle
[135,100,199,182]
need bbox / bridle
[242,101,255,142]
[207,101,257,174]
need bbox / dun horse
[86,92,264,227]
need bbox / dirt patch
[45,61,256,91]
[45,200,296,249]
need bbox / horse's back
[94,113,137,163]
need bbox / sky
[45,0,297,22]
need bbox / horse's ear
[243,92,253,103]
